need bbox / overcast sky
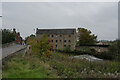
[0,2,2,28]
[2,2,118,40]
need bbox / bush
[55,49,89,55]
[91,40,120,61]
[28,34,51,57]
[44,52,120,78]
[93,52,112,60]
[63,46,71,53]
[24,34,35,44]
[108,40,120,61]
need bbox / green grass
[40,52,120,78]
[2,50,57,78]
[2,50,120,78]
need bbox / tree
[2,29,15,44]
[108,40,120,61]
[24,34,35,44]
[28,34,51,57]
[77,28,97,46]
[0,30,2,45]
[29,34,35,37]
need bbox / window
[64,40,66,42]
[60,40,61,42]
[51,40,53,42]
[52,35,54,37]
[68,40,71,43]
[69,35,71,37]
[56,40,57,42]
[60,35,62,37]
[56,45,57,48]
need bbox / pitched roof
[36,28,76,34]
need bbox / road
[1,44,25,59]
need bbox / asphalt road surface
[1,44,25,59]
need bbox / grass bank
[40,52,120,78]
[2,50,58,78]
[2,50,120,78]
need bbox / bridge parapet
[2,42,16,48]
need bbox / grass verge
[2,50,120,78]
[2,50,58,78]
[40,52,120,78]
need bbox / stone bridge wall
[2,42,16,48]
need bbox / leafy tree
[25,34,35,44]
[28,34,51,57]
[77,28,97,46]
[2,29,15,44]
[30,34,35,37]
[0,30,2,45]
[108,40,120,61]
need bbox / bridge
[0,43,26,60]
[0,43,26,79]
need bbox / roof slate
[36,28,76,34]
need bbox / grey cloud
[2,2,118,40]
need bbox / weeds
[2,50,57,78]
[2,50,120,78]
[40,52,120,78]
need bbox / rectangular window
[60,40,61,42]
[64,40,66,42]
[69,35,71,37]
[68,40,71,43]
[56,40,58,42]
[56,45,57,48]
[51,40,53,42]
[60,35,62,37]
[52,35,54,37]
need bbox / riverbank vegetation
[2,50,120,78]
[3,32,120,78]
[55,40,120,61]
[2,50,57,78]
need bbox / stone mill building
[36,28,77,50]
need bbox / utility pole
[0,16,2,29]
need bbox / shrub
[63,46,72,53]
[108,40,120,61]
[28,34,51,57]
[91,40,120,61]
[94,51,112,60]
[45,52,120,78]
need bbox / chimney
[13,28,16,34]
